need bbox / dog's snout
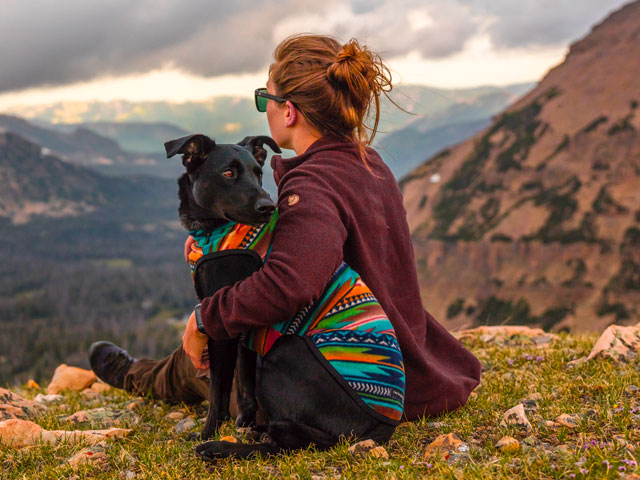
[255,198,276,215]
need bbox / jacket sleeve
[199,167,348,339]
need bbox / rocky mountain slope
[401,0,640,332]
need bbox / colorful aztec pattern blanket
[188,211,405,421]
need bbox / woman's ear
[284,100,298,127]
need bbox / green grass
[2,333,640,479]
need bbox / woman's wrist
[193,304,207,336]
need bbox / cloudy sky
[0,0,630,108]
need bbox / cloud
[0,0,631,93]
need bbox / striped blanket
[188,211,405,422]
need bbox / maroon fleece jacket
[200,136,482,419]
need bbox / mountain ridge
[400,0,640,332]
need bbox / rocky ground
[1,324,639,479]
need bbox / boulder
[47,364,97,394]
[0,418,130,449]
[586,324,640,362]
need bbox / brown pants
[123,345,210,404]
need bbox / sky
[0,0,631,109]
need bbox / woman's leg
[123,345,209,403]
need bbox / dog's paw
[195,440,247,461]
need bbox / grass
[2,333,640,479]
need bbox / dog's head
[165,134,281,231]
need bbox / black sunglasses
[254,87,288,112]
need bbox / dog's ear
[165,134,216,171]
[237,136,282,166]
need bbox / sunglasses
[254,87,288,112]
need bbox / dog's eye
[222,169,234,178]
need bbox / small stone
[425,421,447,429]
[220,435,238,443]
[555,414,581,428]
[27,379,40,389]
[34,393,64,405]
[541,420,559,428]
[522,436,538,447]
[348,439,378,458]
[501,404,532,430]
[126,399,144,411]
[47,364,97,394]
[122,471,136,480]
[174,417,196,434]
[495,436,520,453]
[612,434,628,446]
[424,433,468,460]
[164,411,184,421]
[81,388,100,399]
[90,381,112,394]
[624,385,639,397]
[368,446,389,459]
[65,441,108,469]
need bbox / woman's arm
[199,169,348,339]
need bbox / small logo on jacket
[288,194,299,206]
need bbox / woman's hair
[269,34,393,165]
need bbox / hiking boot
[89,341,138,389]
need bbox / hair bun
[327,40,370,89]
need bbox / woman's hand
[184,236,195,262]
[182,310,209,370]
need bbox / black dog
[165,134,402,460]
[165,133,279,440]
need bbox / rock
[495,436,520,453]
[555,414,581,428]
[164,411,185,421]
[34,393,64,405]
[586,324,640,362]
[424,433,469,460]
[348,439,383,459]
[27,379,40,389]
[65,441,108,469]
[0,418,130,448]
[47,364,97,394]
[62,407,140,427]
[369,446,390,459]
[122,471,136,480]
[0,388,47,420]
[456,326,558,346]
[174,417,196,434]
[501,404,532,430]
[624,385,639,397]
[425,421,447,429]
[126,399,144,411]
[220,435,238,443]
[90,381,112,394]
[81,388,101,400]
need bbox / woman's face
[266,80,290,150]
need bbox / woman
[90,34,481,454]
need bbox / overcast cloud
[0,0,630,93]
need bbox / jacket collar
[270,136,357,186]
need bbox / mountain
[0,132,193,383]
[47,121,189,155]
[377,85,532,179]
[400,1,640,333]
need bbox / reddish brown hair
[269,34,393,165]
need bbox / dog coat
[188,211,405,422]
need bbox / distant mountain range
[401,0,640,332]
